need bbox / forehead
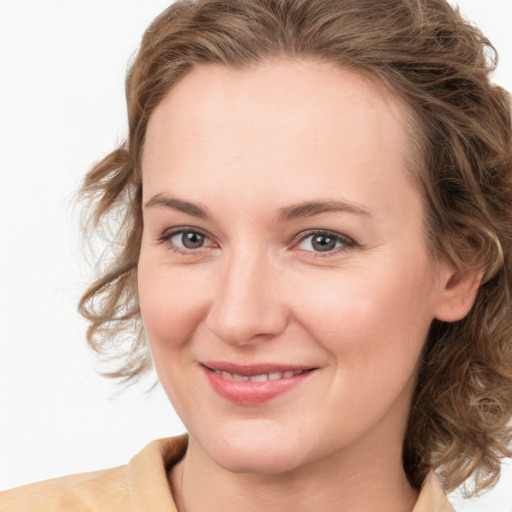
[141,59,419,220]
[144,59,411,154]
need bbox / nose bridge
[206,242,287,345]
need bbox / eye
[173,230,206,249]
[158,227,216,254]
[294,230,355,256]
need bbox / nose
[205,247,289,346]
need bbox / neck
[169,432,419,512]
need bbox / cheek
[292,260,435,373]
[292,264,435,433]
[137,255,209,356]
[137,257,212,414]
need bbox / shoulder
[413,472,456,512]
[0,435,188,512]
[0,465,130,512]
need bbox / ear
[434,265,483,322]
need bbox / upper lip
[201,361,316,376]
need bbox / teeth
[214,369,305,381]
[249,374,268,382]
[232,373,250,382]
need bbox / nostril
[205,302,288,346]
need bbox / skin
[138,59,478,512]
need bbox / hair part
[78,0,512,494]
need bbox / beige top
[0,435,454,511]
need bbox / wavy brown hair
[78,0,512,495]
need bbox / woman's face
[138,59,453,474]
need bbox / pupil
[183,232,204,249]
[312,235,335,252]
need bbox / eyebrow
[276,199,372,221]
[145,195,212,219]
[144,194,373,221]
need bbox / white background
[0,1,511,509]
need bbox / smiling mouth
[201,361,316,377]
[209,368,307,382]
[200,362,316,405]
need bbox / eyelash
[157,227,356,258]
[157,227,215,256]
[294,230,356,257]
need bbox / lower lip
[203,367,314,406]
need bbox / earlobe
[434,267,483,322]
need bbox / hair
[78,0,512,496]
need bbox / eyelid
[157,226,217,252]
[157,226,356,258]
[291,229,356,257]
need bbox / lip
[201,361,316,406]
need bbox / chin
[214,449,306,475]
[199,428,311,475]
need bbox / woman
[2,0,511,510]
